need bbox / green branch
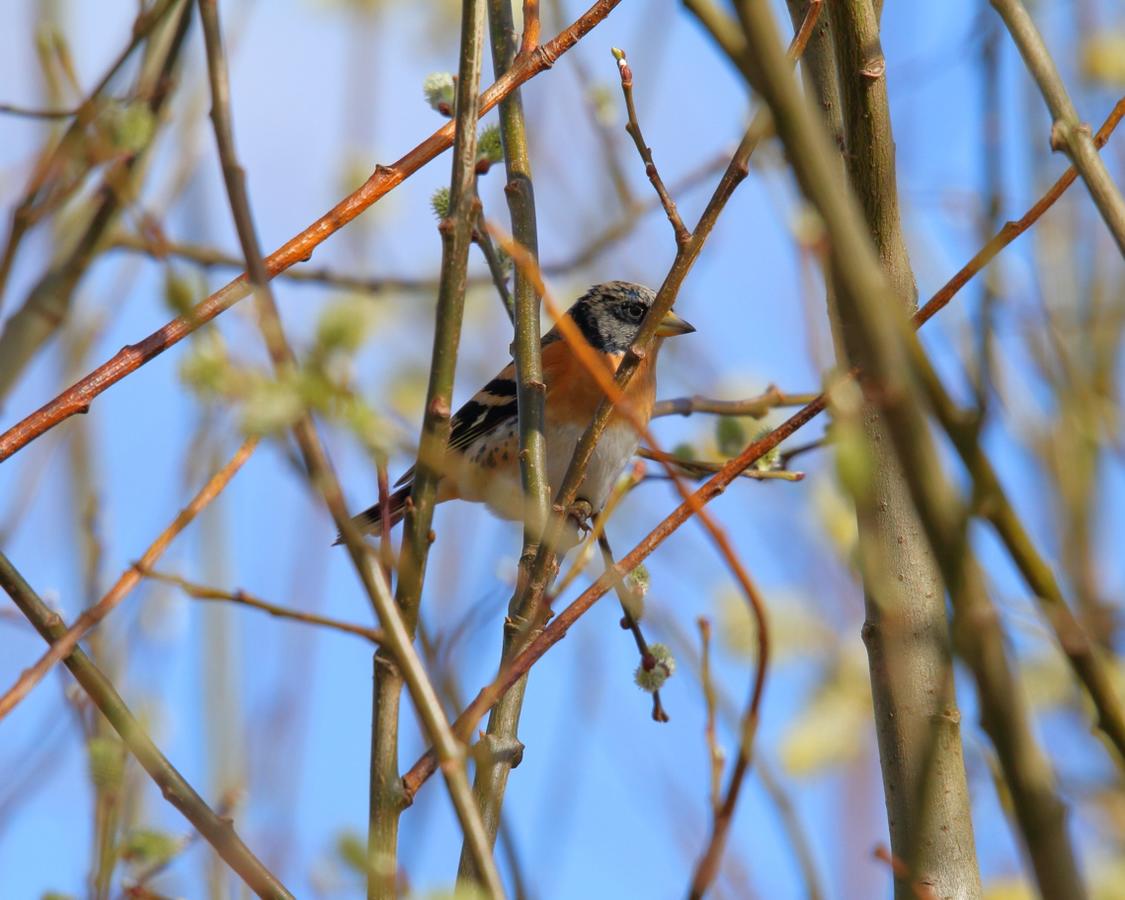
[991,0,1125,255]
[456,0,553,882]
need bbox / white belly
[452,420,639,524]
[546,421,640,513]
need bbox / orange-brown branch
[0,438,258,721]
[0,0,624,464]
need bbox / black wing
[393,376,518,487]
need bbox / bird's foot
[559,498,594,550]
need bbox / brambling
[345,281,694,538]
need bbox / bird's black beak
[655,310,696,337]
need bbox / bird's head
[568,281,695,354]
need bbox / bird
[342,281,694,541]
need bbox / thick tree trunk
[785,2,982,896]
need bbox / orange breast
[542,341,657,430]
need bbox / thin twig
[637,447,803,482]
[550,459,643,600]
[519,0,541,55]
[990,0,1125,254]
[652,387,819,418]
[697,618,723,814]
[110,231,451,295]
[472,209,515,322]
[0,0,627,464]
[779,436,826,466]
[912,95,1125,330]
[141,567,385,643]
[0,101,92,119]
[598,533,668,722]
[612,47,690,245]
[541,148,730,273]
[0,438,258,722]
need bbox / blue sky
[1,0,1123,897]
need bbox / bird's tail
[334,484,410,545]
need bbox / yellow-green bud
[430,186,451,219]
[423,72,456,116]
[634,643,675,692]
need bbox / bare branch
[598,533,669,723]
[0,0,627,464]
[652,387,819,419]
[0,550,291,899]
[0,438,258,723]
[991,0,1125,254]
[612,47,690,245]
[141,567,385,644]
[457,0,555,879]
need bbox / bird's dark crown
[568,281,659,354]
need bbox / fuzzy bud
[625,562,652,598]
[751,426,781,471]
[475,124,504,172]
[423,72,456,116]
[87,736,124,789]
[430,186,451,219]
[634,643,675,693]
[716,416,746,458]
[121,828,178,867]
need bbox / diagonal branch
[0,438,258,722]
[0,551,292,899]
[0,0,625,465]
[990,0,1125,255]
[140,567,386,644]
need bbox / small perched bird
[344,281,694,538]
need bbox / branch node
[427,396,452,419]
[859,56,886,81]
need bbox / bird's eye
[623,303,645,322]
